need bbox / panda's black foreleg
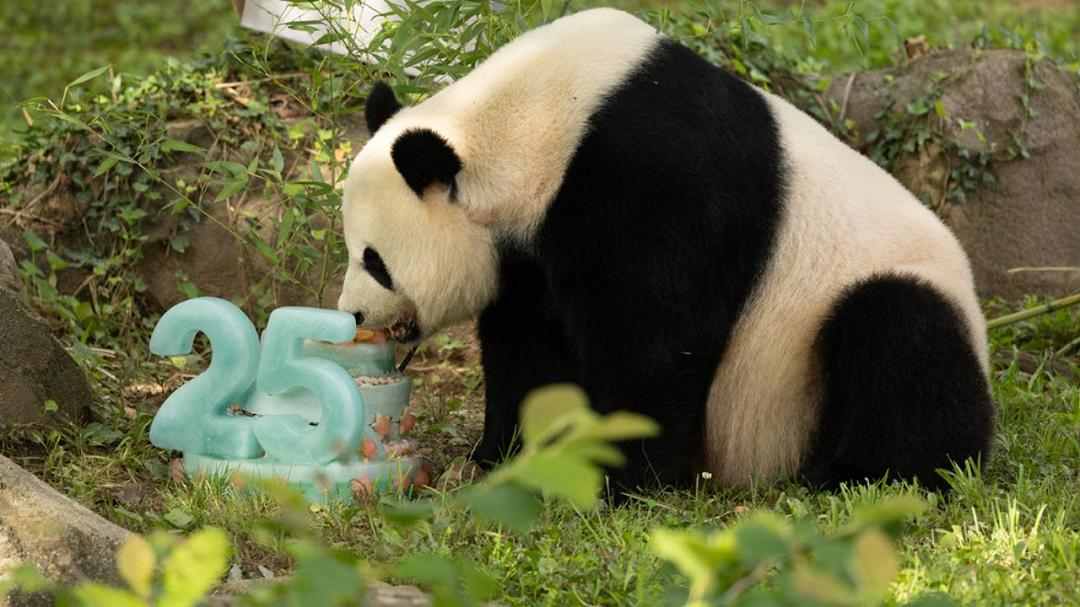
[474,253,579,467]
[564,336,712,497]
[801,274,995,492]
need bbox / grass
[620,0,1080,69]
[0,0,234,146]
[2,0,1079,603]
[752,0,1080,71]
[3,301,1079,604]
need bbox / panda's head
[337,82,499,342]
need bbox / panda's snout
[352,311,365,326]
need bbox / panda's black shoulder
[532,34,786,384]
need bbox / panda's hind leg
[801,274,994,492]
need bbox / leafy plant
[652,497,939,606]
[2,385,934,607]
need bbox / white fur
[703,92,988,486]
[339,8,661,332]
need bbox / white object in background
[238,0,407,56]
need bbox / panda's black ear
[391,129,462,197]
[365,81,403,134]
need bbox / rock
[830,49,1080,297]
[205,579,432,606]
[0,239,92,426]
[366,581,433,606]
[0,240,20,296]
[0,455,131,607]
[135,195,342,313]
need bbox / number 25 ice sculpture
[147,297,424,502]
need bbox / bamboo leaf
[161,139,206,155]
[67,65,111,89]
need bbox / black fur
[365,81,403,134]
[475,248,581,464]
[801,274,994,491]
[363,247,394,291]
[476,38,786,491]
[391,129,462,197]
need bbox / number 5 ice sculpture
[148,297,425,502]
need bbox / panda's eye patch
[362,247,394,290]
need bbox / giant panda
[337,8,995,492]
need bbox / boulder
[0,238,91,426]
[206,580,433,606]
[830,49,1080,297]
[0,455,131,607]
[135,192,342,313]
[0,239,21,296]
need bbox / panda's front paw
[472,434,520,469]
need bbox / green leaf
[71,583,145,607]
[202,160,247,176]
[46,250,68,271]
[906,98,930,115]
[734,516,792,564]
[791,562,858,605]
[159,527,231,607]
[19,259,43,278]
[161,139,206,155]
[520,384,589,445]
[458,559,498,603]
[276,209,296,247]
[577,411,660,443]
[117,535,156,600]
[23,229,48,253]
[67,65,112,89]
[93,155,120,178]
[849,529,899,602]
[560,441,625,467]
[393,553,458,589]
[214,173,249,202]
[170,234,190,253]
[5,564,50,594]
[163,508,194,530]
[249,234,280,265]
[650,528,723,587]
[47,111,92,131]
[516,451,601,508]
[381,499,437,526]
[271,147,285,174]
[394,553,495,603]
[459,483,541,532]
[169,197,190,214]
[277,543,366,606]
[43,399,59,413]
[846,496,926,539]
[540,0,554,19]
[802,14,816,47]
[83,422,123,446]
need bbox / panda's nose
[353,311,365,326]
